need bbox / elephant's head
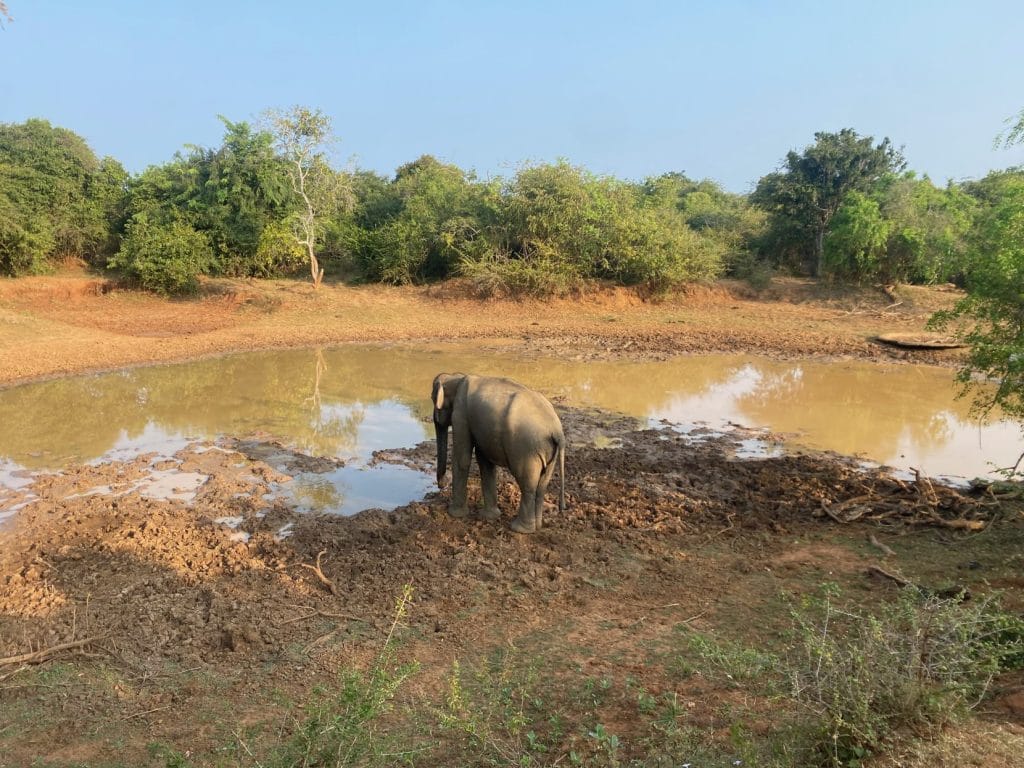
[431,373,465,487]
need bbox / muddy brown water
[0,345,1019,517]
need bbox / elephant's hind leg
[509,457,544,534]
[533,457,557,530]
[476,450,501,521]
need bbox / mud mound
[0,407,998,675]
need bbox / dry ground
[1,272,1021,767]
[0,271,964,387]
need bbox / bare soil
[0,272,965,387]
[1,272,1022,767]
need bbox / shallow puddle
[0,345,1020,516]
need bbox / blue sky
[1,1,1022,191]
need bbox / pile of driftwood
[815,468,1008,531]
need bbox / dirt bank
[2,273,1021,767]
[0,272,965,387]
[1,403,1021,766]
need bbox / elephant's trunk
[435,423,449,487]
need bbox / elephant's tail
[557,436,566,514]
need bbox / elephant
[431,373,566,534]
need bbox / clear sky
[1,1,1022,191]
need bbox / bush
[349,157,496,285]
[252,218,307,277]
[455,162,725,296]
[0,212,54,276]
[459,247,584,298]
[787,585,1009,767]
[262,585,420,768]
[109,216,213,295]
[929,171,1024,427]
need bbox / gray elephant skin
[431,373,566,534]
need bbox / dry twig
[866,565,970,600]
[281,608,361,625]
[866,565,913,589]
[122,705,172,721]
[868,533,896,557]
[303,628,343,654]
[300,549,339,596]
[0,635,106,667]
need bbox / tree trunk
[813,222,826,277]
[308,245,323,290]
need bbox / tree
[751,129,905,277]
[929,114,1024,473]
[119,117,293,278]
[931,173,1024,425]
[189,117,292,275]
[263,106,350,289]
[823,191,890,280]
[997,107,1024,149]
[0,119,127,274]
[877,174,975,284]
[108,215,214,295]
[350,155,496,285]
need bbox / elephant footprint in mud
[431,373,566,534]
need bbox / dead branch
[911,467,939,505]
[281,608,361,625]
[868,533,896,557]
[820,500,846,524]
[878,283,900,303]
[0,665,29,682]
[0,635,106,667]
[122,705,172,721]
[707,512,735,539]
[993,450,1024,482]
[678,609,709,625]
[928,517,986,532]
[821,494,875,523]
[866,565,970,601]
[303,628,343,654]
[867,565,913,588]
[299,550,339,596]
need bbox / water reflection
[0,344,1019,482]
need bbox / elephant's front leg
[476,450,501,521]
[448,421,472,519]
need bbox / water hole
[0,344,1020,520]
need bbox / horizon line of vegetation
[2,106,1023,431]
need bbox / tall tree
[930,172,1024,426]
[752,129,905,276]
[997,107,1024,148]
[263,106,350,289]
[350,155,496,284]
[930,112,1024,475]
[0,119,127,274]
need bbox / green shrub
[787,585,1008,767]
[0,212,54,276]
[263,585,420,768]
[0,119,127,270]
[459,247,583,298]
[455,162,725,296]
[109,216,213,295]
[437,650,559,766]
[253,218,307,276]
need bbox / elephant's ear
[434,384,444,410]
